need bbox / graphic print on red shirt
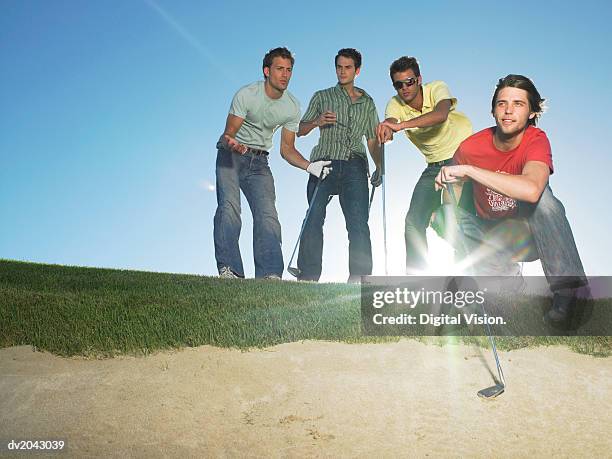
[453,126,553,219]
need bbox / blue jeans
[442,185,587,291]
[213,146,283,278]
[296,156,372,281]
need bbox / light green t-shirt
[229,81,301,151]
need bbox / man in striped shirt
[296,48,382,283]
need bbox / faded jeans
[442,185,587,291]
[213,146,283,278]
[297,155,372,281]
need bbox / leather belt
[428,158,452,167]
[247,148,269,156]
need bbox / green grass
[1,259,610,357]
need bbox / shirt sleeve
[229,86,249,119]
[451,141,466,165]
[283,101,301,133]
[365,100,380,140]
[384,97,403,121]
[430,81,457,111]
[525,131,554,173]
[301,92,321,123]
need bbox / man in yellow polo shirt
[376,56,472,274]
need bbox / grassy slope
[1,260,610,357]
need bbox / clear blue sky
[1,0,610,281]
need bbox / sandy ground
[1,341,611,458]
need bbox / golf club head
[477,383,505,399]
[287,266,300,278]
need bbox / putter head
[287,266,300,278]
[477,383,505,399]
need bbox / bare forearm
[367,139,382,169]
[280,143,310,170]
[219,115,248,153]
[464,165,544,203]
[222,114,243,138]
[298,120,318,137]
[401,110,448,130]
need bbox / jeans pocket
[346,155,367,176]
[216,147,234,168]
[248,154,271,174]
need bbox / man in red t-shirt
[434,74,587,323]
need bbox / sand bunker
[1,341,611,457]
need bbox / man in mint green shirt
[296,48,382,282]
[214,47,331,279]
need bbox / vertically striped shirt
[301,84,379,161]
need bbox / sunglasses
[392,78,418,90]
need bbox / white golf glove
[370,169,382,187]
[307,160,332,180]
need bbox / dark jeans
[442,185,587,291]
[296,156,372,281]
[405,162,472,273]
[213,146,283,278]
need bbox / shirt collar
[334,83,370,104]
[421,83,432,110]
[394,83,430,112]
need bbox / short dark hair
[262,47,294,77]
[389,56,420,81]
[335,48,362,69]
[492,74,545,126]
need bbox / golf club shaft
[446,183,505,386]
[368,186,375,214]
[483,312,505,385]
[381,143,388,275]
[287,177,322,272]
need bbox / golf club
[382,143,388,275]
[287,176,323,278]
[368,185,376,214]
[446,182,506,398]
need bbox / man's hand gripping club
[307,161,332,180]
[434,164,470,191]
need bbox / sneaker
[219,267,239,279]
[347,275,363,284]
[544,292,577,323]
[297,274,318,282]
[264,274,282,280]
[296,277,317,283]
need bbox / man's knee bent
[405,211,430,233]
[531,186,566,219]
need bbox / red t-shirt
[453,126,554,219]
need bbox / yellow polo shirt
[385,80,472,163]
